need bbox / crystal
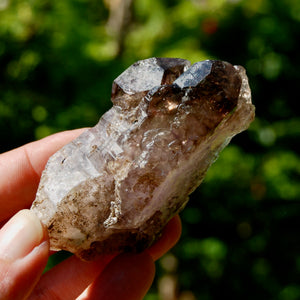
[31,58,255,260]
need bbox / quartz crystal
[31,58,255,260]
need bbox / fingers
[0,210,49,300]
[86,252,155,300]
[0,129,87,223]
[80,216,181,299]
[29,255,115,300]
[147,215,182,261]
[29,215,181,300]
[34,253,155,300]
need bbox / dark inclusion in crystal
[31,58,255,260]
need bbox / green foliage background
[1,0,299,299]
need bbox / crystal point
[31,58,255,260]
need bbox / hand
[0,129,182,300]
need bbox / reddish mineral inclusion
[31,58,255,260]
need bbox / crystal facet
[31,58,255,260]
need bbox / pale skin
[0,129,182,300]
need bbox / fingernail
[0,209,44,261]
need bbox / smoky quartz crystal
[31,58,255,260]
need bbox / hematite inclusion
[31,58,255,260]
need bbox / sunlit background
[1,0,299,299]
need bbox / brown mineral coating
[31,58,255,260]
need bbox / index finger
[0,129,87,223]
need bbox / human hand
[0,129,182,300]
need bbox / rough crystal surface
[31,58,255,260]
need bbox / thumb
[0,209,49,300]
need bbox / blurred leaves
[1,0,299,299]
